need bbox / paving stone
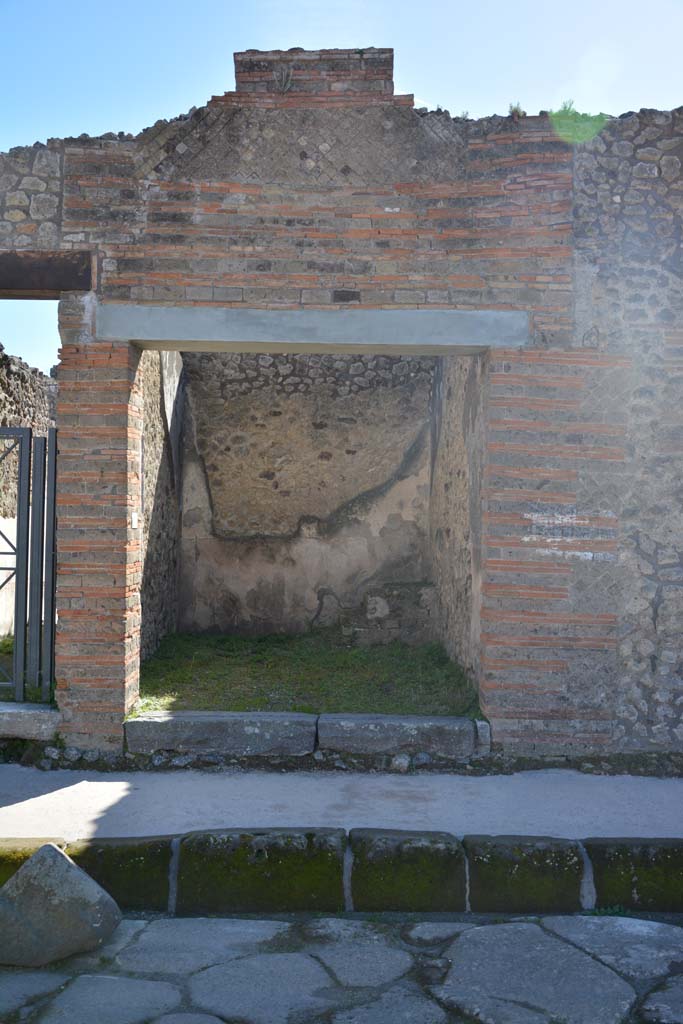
[66,919,148,969]
[542,916,683,983]
[190,952,336,1024]
[153,1015,226,1024]
[0,844,121,967]
[332,982,447,1023]
[0,970,69,1016]
[310,924,414,986]
[39,975,181,1024]
[432,922,636,1023]
[116,918,289,974]
[317,713,475,758]
[403,921,476,946]
[642,975,683,1022]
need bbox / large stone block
[177,828,346,913]
[0,837,66,887]
[317,714,476,759]
[463,835,583,913]
[584,838,683,911]
[66,836,173,912]
[124,711,317,756]
[350,829,466,912]
[0,843,121,966]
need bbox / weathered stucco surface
[179,353,435,635]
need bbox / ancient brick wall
[1,47,680,754]
[179,352,434,637]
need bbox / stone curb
[463,835,583,913]
[584,837,683,912]
[2,832,682,914]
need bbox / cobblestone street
[1,914,682,1023]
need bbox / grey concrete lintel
[96,303,530,354]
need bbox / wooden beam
[0,251,93,297]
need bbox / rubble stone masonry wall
[0,47,680,753]
[179,351,434,638]
[0,343,54,516]
[139,351,180,659]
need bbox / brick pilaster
[54,293,142,750]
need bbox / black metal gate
[0,427,57,702]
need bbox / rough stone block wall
[139,351,180,659]
[179,352,435,637]
[572,109,683,751]
[0,343,55,516]
[0,344,54,516]
[0,342,55,637]
[0,143,62,250]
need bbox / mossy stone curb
[350,828,466,912]
[463,835,583,913]
[176,828,346,914]
[66,837,173,912]
[0,838,66,887]
[584,838,683,911]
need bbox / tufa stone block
[463,835,583,913]
[584,838,683,912]
[350,828,466,912]
[177,828,346,914]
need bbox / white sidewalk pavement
[0,765,681,840]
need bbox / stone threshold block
[350,829,466,912]
[317,713,479,760]
[584,837,683,912]
[0,702,61,741]
[176,828,346,914]
[124,710,317,757]
[463,835,584,913]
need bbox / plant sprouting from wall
[550,99,607,144]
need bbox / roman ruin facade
[0,47,681,755]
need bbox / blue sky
[1,0,682,372]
